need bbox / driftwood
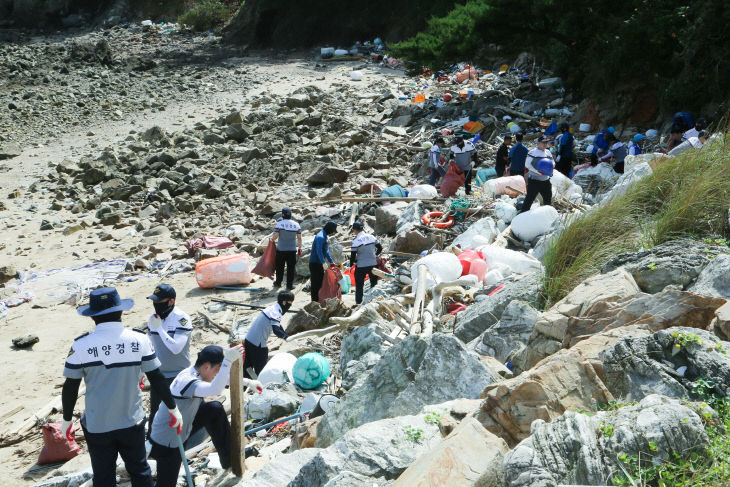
[411,264,428,332]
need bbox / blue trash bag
[292,353,331,389]
[380,185,406,198]
[475,167,497,187]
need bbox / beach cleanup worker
[149,345,262,487]
[556,123,574,176]
[629,134,645,156]
[668,130,709,156]
[145,284,192,439]
[665,125,684,152]
[350,222,383,305]
[508,132,528,177]
[520,136,555,213]
[428,137,446,186]
[271,207,302,290]
[309,220,337,303]
[62,287,182,487]
[600,133,628,173]
[682,118,706,141]
[449,136,480,195]
[495,134,512,177]
[591,126,614,157]
[243,290,293,378]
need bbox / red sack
[252,240,277,279]
[440,162,466,197]
[377,256,392,274]
[37,422,82,465]
[319,266,343,304]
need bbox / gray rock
[600,326,730,402]
[0,264,18,285]
[238,146,265,163]
[341,351,382,390]
[0,143,22,160]
[503,395,709,487]
[203,132,226,145]
[224,123,252,142]
[468,300,539,362]
[12,334,39,348]
[393,229,441,254]
[374,202,408,235]
[225,110,243,125]
[307,165,348,185]
[286,93,313,108]
[602,239,727,294]
[30,468,93,487]
[339,324,387,374]
[143,225,169,237]
[316,334,498,447]
[293,414,441,487]
[454,272,542,343]
[239,448,322,487]
[395,201,423,235]
[689,254,730,298]
[245,382,301,422]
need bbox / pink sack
[440,162,466,198]
[319,267,343,303]
[184,235,233,256]
[252,240,277,279]
[37,422,82,465]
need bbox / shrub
[178,0,230,32]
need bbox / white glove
[224,344,244,363]
[168,406,183,435]
[245,379,263,395]
[61,419,74,441]
[148,314,163,332]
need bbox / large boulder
[503,395,709,487]
[306,165,348,185]
[468,300,540,362]
[374,202,408,235]
[602,239,728,294]
[239,448,322,487]
[339,323,387,372]
[689,253,730,299]
[512,268,640,372]
[316,334,499,447]
[292,414,441,487]
[393,229,442,254]
[477,349,613,446]
[395,200,424,234]
[600,326,730,402]
[392,416,508,487]
[454,272,542,343]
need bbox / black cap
[324,220,337,235]
[281,207,292,219]
[352,221,364,231]
[196,345,224,366]
[147,284,176,302]
[537,135,548,143]
[77,287,134,317]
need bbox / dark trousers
[354,266,379,305]
[428,166,446,186]
[464,168,473,195]
[243,339,268,379]
[495,163,506,178]
[614,160,625,174]
[520,178,552,213]
[150,401,231,487]
[275,250,297,288]
[148,376,175,438]
[309,262,325,302]
[83,421,152,487]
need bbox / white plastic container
[321,47,335,56]
[410,252,462,289]
[511,206,560,242]
[645,129,659,138]
[350,70,363,81]
[334,49,348,56]
[579,123,591,132]
[258,352,297,385]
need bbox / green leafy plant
[647,262,657,271]
[403,425,423,443]
[424,411,442,425]
[178,0,231,31]
[599,421,615,438]
[672,330,704,349]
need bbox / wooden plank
[230,360,245,477]
[341,197,442,203]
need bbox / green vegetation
[392,0,730,113]
[542,134,729,306]
[402,425,424,443]
[178,0,234,32]
[611,377,730,486]
[671,330,704,349]
[424,411,443,425]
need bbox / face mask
[154,301,174,319]
[279,302,292,314]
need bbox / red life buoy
[422,211,455,229]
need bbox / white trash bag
[452,217,498,249]
[511,206,560,242]
[410,252,462,290]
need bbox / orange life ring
[422,211,455,229]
